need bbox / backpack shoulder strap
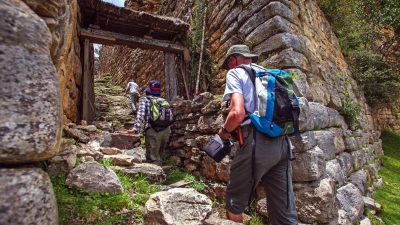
[146,96,156,102]
[145,96,154,113]
[235,65,255,86]
[232,65,258,117]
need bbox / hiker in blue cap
[219,45,298,224]
[122,80,172,166]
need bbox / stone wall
[169,92,382,224]
[21,0,86,124]
[99,46,167,95]
[154,0,382,223]
[375,108,400,134]
[0,0,68,223]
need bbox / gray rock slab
[144,188,212,225]
[110,133,141,149]
[0,0,62,164]
[114,163,166,183]
[66,161,123,194]
[293,177,337,223]
[336,183,364,224]
[0,167,58,225]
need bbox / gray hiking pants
[225,124,298,224]
[129,92,139,111]
[145,126,171,166]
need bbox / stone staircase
[52,73,237,224]
[93,73,133,131]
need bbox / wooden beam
[80,28,184,54]
[82,39,90,122]
[164,52,177,101]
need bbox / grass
[52,159,159,225]
[370,130,400,224]
[166,169,205,192]
[111,85,124,94]
[60,138,76,149]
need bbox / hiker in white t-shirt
[219,45,298,224]
[124,79,140,114]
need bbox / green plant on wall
[341,94,363,130]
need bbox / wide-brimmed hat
[145,80,161,95]
[220,45,258,70]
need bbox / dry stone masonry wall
[0,0,395,224]
[99,46,165,94]
[0,0,67,223]
[168,91,382,224]
[161,0,384,223]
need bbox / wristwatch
[221,125,230,133]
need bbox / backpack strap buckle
[290,98,299,109]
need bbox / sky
[102,0,125,7]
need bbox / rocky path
[50,73,240,224]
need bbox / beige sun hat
[220,44,259,70]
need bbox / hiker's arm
[132,97,146,132]
[125,83,130,95]
[218,92,245,140]
[124,84,129,95]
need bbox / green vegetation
[244,199,267,225]
[52,175,131,224]
[112,120,124,131]
[52,160,159,224]
[288,72,300,81]
[166,168,187,184]
[249,214,265,225]
[349,50,400,110]
[94,87,103,96]
[370,130,400,224]
[317,0,400,110]
[100,158,113,167]
[184,173,206,192]
[313,125,322,131]
[111,85,124,94]
[341,95,363,130]
[60,138,76,150]
[187,0,218,95]
[166,169,205,192]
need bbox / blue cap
[145,80,161,95]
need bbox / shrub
[341,95,363,130]
[349,50,400,109]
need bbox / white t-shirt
[223,63,264,124]
[127,81,139,94]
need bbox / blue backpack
[237,65,302,141]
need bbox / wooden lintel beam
[80,28,184,54]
